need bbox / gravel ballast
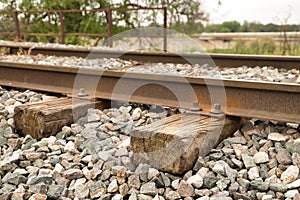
[0,54,299,83]
[0,86,300,199]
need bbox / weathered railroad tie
[14,98,108,139]
[131,113,241,174]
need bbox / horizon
[203,0,300,25]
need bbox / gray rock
[11,186,25,200]
[250,181,269,191]
[276,148,292,165]
[47,185,64,199]
[27,175,53,185]
[292,152,300,166]
[225,165,238,183]
[90,180,107,198]
[224,137,247,144]
[100,170,111,181]
[177,180,194,197]
[140,182,157,196]
[100,194,112,200]
[128,174,141,189]
[25,152,46,161]
[0,183,16,195]
[0,159,13,171]
[2,172,27,185]
[209,152,224,160]
[0,136,7,147]
[28,183,47,194]
[269,183,288,192]
[135,163,150,182]
[237,178,250,192]
[119,183,129,196]
[137,194,153,200]
[64,168,83,179]
[228,182,239,193]
[74,183,89,199]
[164,188,181,200]
[212,161,226,175]
[195,189,212,197]
[241,154,256,169]
[193,157,206,171]
[129,193,138,200]
[203,177,219,189]
[160,173,171,187]
[231,158,243,169]
[216,178,231,191]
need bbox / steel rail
[0,62,299,123]
[1,44,300,69]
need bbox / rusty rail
[1,44,300,70]
[0,61,299,123]
[0,7,167,50]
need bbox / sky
[202,0,300,25]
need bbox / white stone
[108,179,118,193]
[285,189,299,198]
[171,179,180,190]
[131,108,142,120]
[112,194,123,200]
[196,196,210,200]
[253,151,269,164]
[197,167,209,178]
[148,168,160,180]
[13,168,29,175]
[248,167,260,180]
[53,163,64,174]
[64,141,79,153]
[281,165,299,183]
[262,194,273,200]
[41,136,57,145]
[297,75,300,83]
[69,178,86,190]
[268,133,286,142]
[287,179,300,189]
[187,174,203,188]
[265,175,280,184]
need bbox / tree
[0,0,208,43]
[222,21,240,32]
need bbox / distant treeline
[205,21,300,33]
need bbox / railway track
[0,44,299,123]
[1,43,300,69]
[0,43,300,200]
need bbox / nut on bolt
[211,103,223,114]
[190,101,201,112]
[77,88,88,97]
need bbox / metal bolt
[190,101,201,111]
[77,88,88,97]
[211,103,223,114]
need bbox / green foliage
[208,37,300,56]
[222,21,241,32]
[206,20,300,33]
[0,0,207,44]
[170,22,204,35]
